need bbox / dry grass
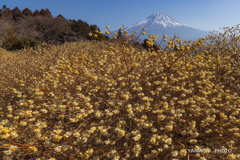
[0,25,240,160]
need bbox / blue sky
[1,0,240,33]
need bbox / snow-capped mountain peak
[126,12,187,30]
[149,12,187,27]
[119,12,209,44]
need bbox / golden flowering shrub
[0,25,240,160]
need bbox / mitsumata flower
[1,24,240,160]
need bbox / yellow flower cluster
[0,24,240,159]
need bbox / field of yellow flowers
[0,25,240,160]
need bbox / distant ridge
[121,12,210,44]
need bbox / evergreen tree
[11,7,22,20]
[39,9,52,17]
[33,9,40,16]
[88,25,104,41]
[22,8,33,16]
[0,5,11,19]
[142,39,149,50]
[57,14,64,18]
[117,29,122,38]
[70,19,91,40]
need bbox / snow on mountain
[119,12,210,45]
[126,12,187,30]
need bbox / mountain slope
[122,12,210,44]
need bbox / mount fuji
[121,12,210,44]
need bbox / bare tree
[0,18,16,47]
[16,15,76,44]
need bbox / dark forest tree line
[0,5,150,51]
[0,5,105,51]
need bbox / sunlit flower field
[0,25,240,160]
